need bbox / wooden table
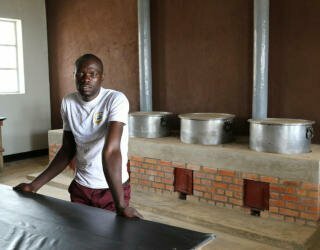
[0,117,6,170]
[0,184,214,249]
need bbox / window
[0,18,25,94]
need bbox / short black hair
[75,54,103,73]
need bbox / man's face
[75,59,103,101]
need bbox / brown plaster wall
[46,0,320,142]
[269,0,320,142]
[151,0,253,134]
[46,0,139,129]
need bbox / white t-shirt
[60,87,129,189]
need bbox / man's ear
[101,74,105,81]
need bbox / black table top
[0,184,214,249]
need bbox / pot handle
[160,117,167,127]
[306,127,314,140]
[224,121,233,132]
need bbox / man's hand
[13,183,37,193]
[117,206,143,219]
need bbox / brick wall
[129,155,320,226]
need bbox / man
[14,54,142,218]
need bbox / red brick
[213,195,228,202]
[229,184,242,192]
[151,165,162,171]
[162,166,174,173]
[285,187,297,194]
[193,177,201,184]
[243,173,259,180]
[225,190,233,197]
[297,205,306,212]
[194,185,209,192]
[216,189,225,195]
[297,189,307,196]
[269,206,279,213]
[128,160,140,166]
[205,174,215,180]
[301,182,319,191]
[218,169,235,177]
[281,195,298,202]
[233,192,242,199]
[193,190,203,197]
[270,199,285,207]
[162,178,174,185]
[279,208,299,217]
[280,180,301,187]
[144,158,158,164]
[233,178,243,185]
[152,182,165,189]
[260,176,279,184]
[285,202,297,210]
[155,176,161,182]
[142,163,154,169]
[159,160,172,166]
[201,179,212,186]
[300,198,318,206]
[145,169,157,176]
[139,179,151,186]
[222,176,233,183]
[306,206,319,213]
[215,175,223,181]
[186,163,200,171]
[270,192,279,199]
[165,185,174,191]
[300,212,319,221]
[194,172,207,178]
[270,185,285,193]
[229,198,242,206]
[307,191,319,198]
[204,192,212,199]
[213,182,228,189]
[164,172,174,179]
[202,166,217,174]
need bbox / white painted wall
[0,0,51,155]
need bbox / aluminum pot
[179,113,235,145]
[248,118,315,154]
[129,111,173,138]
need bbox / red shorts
[68,180,131,212]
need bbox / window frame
[0,17,25,95]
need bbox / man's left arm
[102,121,142,218]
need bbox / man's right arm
[13,130,76,193]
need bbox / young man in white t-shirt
[14,54,142,219]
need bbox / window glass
[0,21,16,45]
[0,46,17,68]
[0,69,18,92]
[0,18,24,94]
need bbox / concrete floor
[1,156,320,250]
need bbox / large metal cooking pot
[248,118,315,154]
[129,111,173,138]
[179,113,235,145]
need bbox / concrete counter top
[129,136,320,183]
[48,129,320,183]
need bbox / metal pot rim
[179,113,235,121]
[248,118,315,126]
[129,111,173,117]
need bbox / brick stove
[48,129,320,227]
